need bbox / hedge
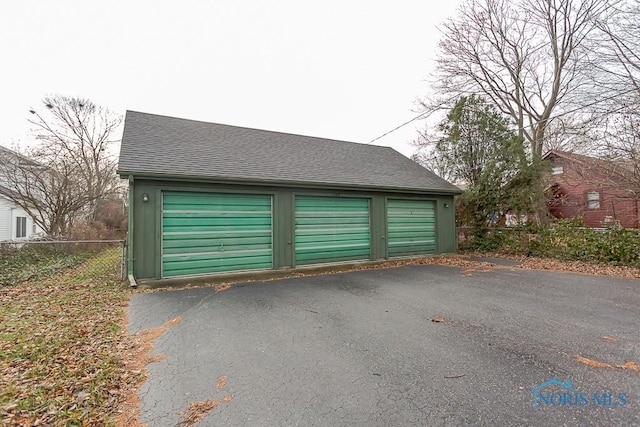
[460,218,640,267]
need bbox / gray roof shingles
[117,111,461,194]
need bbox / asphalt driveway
[128,264,639,426]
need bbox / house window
[586,192,600,209]
[32,223,37,234]
[552,165,564,175]
[16,217,27,238]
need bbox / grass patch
[0,246,89,287]
[0,248,132,426]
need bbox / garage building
[117,111,461,281]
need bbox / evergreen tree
[434,95,543,240]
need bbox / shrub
[463,219,640,267]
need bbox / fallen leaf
[577,356,614,368]
[214,283,232,292]
[177,400,219,426]
[576,356,639,371]
[166,317,183,327]
[619,361,639,371]
[216,376,228,393]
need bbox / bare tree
[426,0,615,157]
[592,1,640,197]
[593,0,640,98]
[540,117,601,154]
[411,130,455,182]
[0,96,122,236]
[599,109,640,198]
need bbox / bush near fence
[458,218,640,267]
[0,240,126,287]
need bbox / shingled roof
[117,111,461,194]
[543,149,636,181]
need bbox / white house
[0,186,44,241]
[0,146,47,241]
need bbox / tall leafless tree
[0,96,122,236]
[593,0,640,97]
[597,1,640,194]
[425,0,615,157]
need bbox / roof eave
[116,170,463,195]
[542,150,634,180]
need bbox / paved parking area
[128,264,639,426]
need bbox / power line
[367,87,639,145]
[367,111,431,144]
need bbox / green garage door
[387,199,436,257]
[295,196,371,266]
[162,191,272,277]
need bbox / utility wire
[367,87,638,144]
[367,111,431,144]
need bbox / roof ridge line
[125,110,394,150]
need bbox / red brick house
[544,150,639,228]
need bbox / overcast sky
[1,1,461,157]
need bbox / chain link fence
[0,240,126,287]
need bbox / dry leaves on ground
[176,375,233,426]
[115,317,183,427]
[576,356,640,371]
[467,252,640,278]
[177,400,219,427]
[0,248,136,426]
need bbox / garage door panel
[164,250,273,264]
[163,242,273,256]
[164,239,272,252]
[387,199,436,257]
[295,231,370,244]
[388,199,434,208]
[163,213,272,221]
[163,222,271,233]
[163,216,271,228]
[162,191,272,277]
[388,243,435,256]
[295,196,371,266]
[295,248,371,263]
[295,217,369,226]
[163,252,273,275]
[164,209,271,217]
[163,230,272,240]
[388,227,435,235]
[164,193,271,206]
[295,241,370,251]
[163,225,271,234]
[163,254,273,276]
[295,197,368,208]
[388,231,435,240]
[163,235,271,249]
[388,219,435,226]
